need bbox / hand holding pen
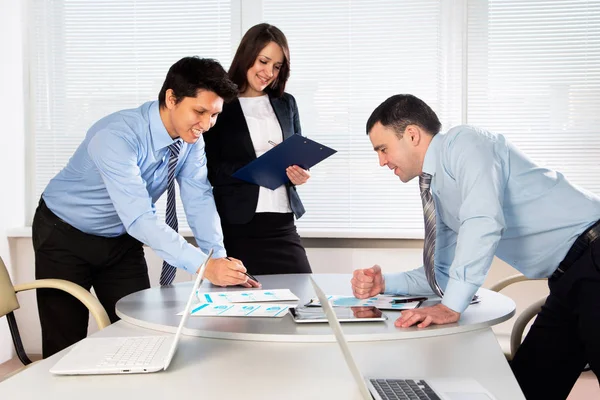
[226,257,261,288]
[203,257,261,288]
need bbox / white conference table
[115,273,517,342]
[0,274,525,399]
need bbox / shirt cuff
[382,272,410,295]
[441,278,480,313]
[213,248,227,259]
[178,244,211,274]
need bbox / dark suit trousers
[32,199,150,358]
[510,239,600,399]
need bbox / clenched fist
[351,265,385,299]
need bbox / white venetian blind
[468,0,600,194]
[32,1,599,239]
[31,0,235,230]
[262,0,462,237]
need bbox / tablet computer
[290,306,387,323]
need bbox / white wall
[0,0,28,365]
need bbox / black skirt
[221,212,312,276]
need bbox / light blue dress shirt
[43,101,226,274]
[384,125,600,313]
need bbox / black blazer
[204,93,305,225]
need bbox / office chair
[0,255,110,375]
[489,273,546,360]
[508,296,545,360]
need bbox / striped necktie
[159,140,182,286]
[419,173,444,297]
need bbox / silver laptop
[50,249,213,375]
[309,276,496,400]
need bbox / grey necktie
[419,173,444,297]
[159,140,182,286]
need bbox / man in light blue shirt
[33,57,259,358]
[351,94,600,398]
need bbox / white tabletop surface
[0,321,525,399]
[115,273,516,342]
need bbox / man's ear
[405,125,421,146]
[165,89,176,109]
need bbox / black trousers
[33,199,150,358]
[511,238,600,399]
[221,212,312,276]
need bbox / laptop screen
[309,276,373,400]
[163,248,213,369]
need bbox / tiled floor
[1,355,597,397]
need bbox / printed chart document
[232,135,336,190]
[197,289,299,304]
[305,295,425,310]
[179,289,299,318]
[178,303,290,318]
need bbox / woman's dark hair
[158,57,238,107]
[228,23,290,98]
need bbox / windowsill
[6,226,424,240]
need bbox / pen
[268,140,278,147]
[225,257,260,283]
[391,296,428,304]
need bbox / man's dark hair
[158,57,238,107]
[228,23,290,98]
[366,94,441,137]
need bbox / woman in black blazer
[204,23,312,276]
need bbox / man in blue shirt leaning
[33,57,259,358]
[350,94,600,399]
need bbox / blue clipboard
[232,135,337,190]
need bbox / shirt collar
[149,101,177,150]
[422,132,443,176]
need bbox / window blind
[262,0,462,237]
[31,0,235,230]
[467,0,600,194]
[30,0,600,238]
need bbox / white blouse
[238,95,292,214]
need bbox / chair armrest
[489,273,545,292]
[509,297,545,360]
[14,279,111,329]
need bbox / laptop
[309,276,496,400]
[50,249,213,375]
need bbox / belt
[551,219,600,280]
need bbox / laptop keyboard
[370,379,441,400]
[98,336,166,367]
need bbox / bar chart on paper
[197,289,299,303]
[178,289,300,318]
[179,303,291,317]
